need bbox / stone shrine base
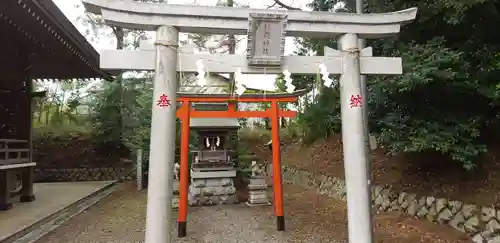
[189,170,238,206]
[246,176,271,206]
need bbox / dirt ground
[36,182,469,243]
[248,135,500,207]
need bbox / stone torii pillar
[81,1,417,242]
[144,26,179,243]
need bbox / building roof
[0,0,111,80]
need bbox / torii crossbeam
[175,89,308,236]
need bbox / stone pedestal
[172,180,180,209]
[188,169,238,206]
[246,176,271,206]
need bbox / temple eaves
[0,0,111,79]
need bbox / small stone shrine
[188,102,239,206]
[246,161,271,206]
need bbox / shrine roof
[0,0,111,80]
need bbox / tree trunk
[112,27,125,146]
[227,0,236,92]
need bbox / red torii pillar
[175,93,301,237]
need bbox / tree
[294,0,500,169]
[33,79,89,126]
[75,1,154,148]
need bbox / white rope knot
[343,48,360,55]
[154,41,179,48]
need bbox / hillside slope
[248,134,500,207]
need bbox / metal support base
[178,221,187,237]
[276,216,285,231]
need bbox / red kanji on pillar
[157,94,171,108]
[349,95,362,108]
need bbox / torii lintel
[82,0,417,38]
[175,89,307,118]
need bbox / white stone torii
[84,0,415,37]
[81,1,417,243]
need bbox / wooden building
[0,0,110,211]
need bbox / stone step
[190,170,236,179]
[248,184,267,190]
[4,182,117,243]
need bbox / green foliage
[290,0,500,169]
[89,78,150,149]
[239,127,272,143]
[370,38,489,169]
[297,87,341,143]
[33,122,91,140]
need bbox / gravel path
[36,182,469,243]
[174,205,339,243]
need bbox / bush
[33,123,91,140]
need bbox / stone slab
[190,186,236,196]
[190,170,236,179]
[249,194,269,200]
[248,184,268,190]
[249,177,266,186]
[248,200,271,205]
[191,178,234,188]
[191,166,235,171]
[249,191,267,196]
[245,201,272,207]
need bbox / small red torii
[175,89,308,237]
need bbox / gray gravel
[36,183,345,243]
[174,205,344,243]
[38,182,465,243]
[176,205,291,243]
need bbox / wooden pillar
[270,101,285,231]
[0,170,12,211]
[20,167,35,202]
[178,101,191,237]
[20,59,35,203]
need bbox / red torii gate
[175,89,308,237]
